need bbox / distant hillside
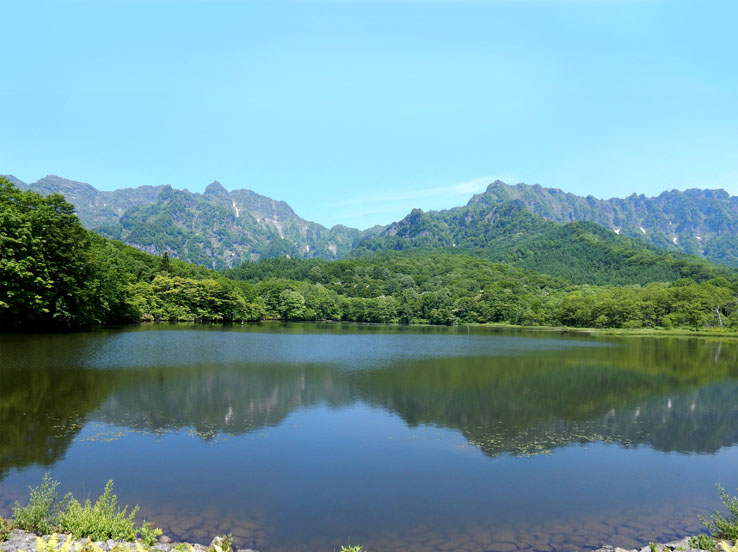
[354,201,730,285]
[473,180,738,266]
[3,175,376,269]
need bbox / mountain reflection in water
[2,324,737,479]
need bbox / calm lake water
[1,324,738,552]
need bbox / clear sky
[2,0,737,229]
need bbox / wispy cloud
[320,174,520,228]
[332,175,508,208]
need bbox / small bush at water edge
[13,474,161,545]
[1,516,15,542]
[13,473,71,534]
[689,534,716,551]
[699,485,738,542]
[58,480,161,545]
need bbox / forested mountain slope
[354,201,730,285]
[472,180,738,266]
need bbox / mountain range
[6,175,379,269]
[6,174,738,275]
[473,181,738,265]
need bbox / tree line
[225,255,738,329]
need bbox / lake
[1,323,737,552]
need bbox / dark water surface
[2,323,738,551]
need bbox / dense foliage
[225,253,738,329]
[0,179,137,328]
[0,178,262,329]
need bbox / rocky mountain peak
[204,181,228,196]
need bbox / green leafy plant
[207,534,233,552]
[34,533,77,552]
[1,516,14,542]
[12,475,161,545]
[26,534,149,552]
[700,485,738,541]
[58,480,139,542]
[690,534,717,550]
[13,473,71,534]
[649,543,658,552]
[138,521,163,547]
[339,545,365,552]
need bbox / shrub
[700,485,738,541]
[13,473,71,534]
[689,534,716,551]
[58,480,139,543]
[1,517,14,542]
[208,535,233,552]
[13,475,161,545]
[138,521,163,547]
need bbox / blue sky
[2,0,737,229]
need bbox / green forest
[2,177,738,331]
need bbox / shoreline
[465,321,738,339]
[0,528,718,552]
[7,318,738,341]
[132,319,738,340]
